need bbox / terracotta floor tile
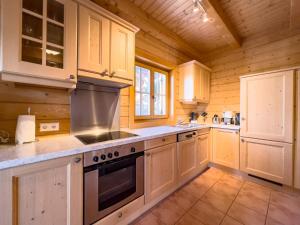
[151,197,186,225]
[228,202,265,225]
[188,200,225,225]
[169,188,198,211]
[267,203,300,225]
[270,191,300,215]
[265,216,285,225]
[219,174,244,190]
[241,182,271,202]
[176,212,205,225]
[211,182,240,199]
[182,181,210,199]
[201,188,235,213]
[193,174,220,188]
[131,212,165,225]
[235,188,269,215]
[221,216,243,225]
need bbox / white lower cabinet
[212,128,240,169]
[0,154,83,225]
[177,138,198,183]
[145,143,177,203]
[240,137,293,185]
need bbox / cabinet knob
[241,117,246,121]
[74,157,82,163]
[146,153,151,157]
[118,212,123,218]
[162,138,166,142]
[69,74,75,80]
[100,69,109,76]
[109,71,116,78]
[241,139,245,143]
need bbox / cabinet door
[145,143,177,203]
[240,137,292,185]
[110,22,135,81]
[196,133,210,170]
[0,155,83,225]
[201,69,210,103]
[1,0,77,84]
[78,5,110,76]
[212,129,240,169]
[240,71,294,143]
[177,138,197,182]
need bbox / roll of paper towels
[15,115,36,144]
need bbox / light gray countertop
[0,124,239,170]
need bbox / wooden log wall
[202,30,300,121]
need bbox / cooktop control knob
[131,147,136,153]
[100,154,106,160]
[114,151,119,157]
[107,153,113,158]
[93,156,99,162]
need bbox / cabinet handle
[241,139,245,143]
[109,71,116,78]
[118,212,123,218]
[74,157,82,163]
[100,69,109,76]
[69,74,75,80]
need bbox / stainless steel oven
[83,141,144,225]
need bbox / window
[135,62,168,119]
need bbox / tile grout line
[264,191,272,225]
[174,171,226,225]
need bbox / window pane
[22,13,43,40]
[22,39,42,64]
[154,72,166,95]
[135,92,141,116]
[23,0,43,15]
[154,95,166,115]
[47,0,64,24]
[47,22,64,46]
[135,66,140,92]
[141,68,150,93]
[46,45,63,68]
[141,94,150,116]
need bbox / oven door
[84,152,144,225]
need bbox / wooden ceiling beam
[91,0,205,62]
[205,0,242,48]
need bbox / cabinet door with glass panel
[0,0,77,87]
[135,62,169,119]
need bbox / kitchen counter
[0,124,239,170]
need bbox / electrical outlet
[40,122,60,132]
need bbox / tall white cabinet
[240,70,294,185]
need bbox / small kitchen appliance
[15,108,35,144]
[234,113,240,125]
[212,114,220,124]
[189,112,199,124]
[223,111,233,125]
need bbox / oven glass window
[98,157,136,210]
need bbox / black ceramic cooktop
[75,131,138,145]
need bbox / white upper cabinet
[240,70,294,143]
[77,2,138,87]
[0,0,77,88]
[178,60,211,104]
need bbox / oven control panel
[83,141,145,167]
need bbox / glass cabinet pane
[22,39,42,64]
[46,45,63,68]
[23,0,43,15]
[47,0,64,23]
[22,13,43,40]
[47,22,64,46]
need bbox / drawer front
[197,128,210,135]
[94,196,144,225]
[145,135,177,150]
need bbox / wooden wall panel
[202,32,300,120]
[0,83,70,141]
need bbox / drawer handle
[118,212,123,218]
[100,69,109,76]
[74,157,82,163]
[162,138,166,142]
[109,71,116,78]
[185,134,193,138]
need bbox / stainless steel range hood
[77,75,132,89]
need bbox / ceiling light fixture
[192,0,209,22]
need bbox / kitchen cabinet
[145,143,177,203]
[0,0,77,88]
[77,2,138,87]
[196,130,210,171]
[178,60,211,104]
[177,138,197,182]
[0,154,83,225]
[212,128,240,169]
[240,70,294,143]
[240,137,292,185]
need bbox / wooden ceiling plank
[290,0,300,29]
[206,0,242,48]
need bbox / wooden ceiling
[94,0,299,59]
